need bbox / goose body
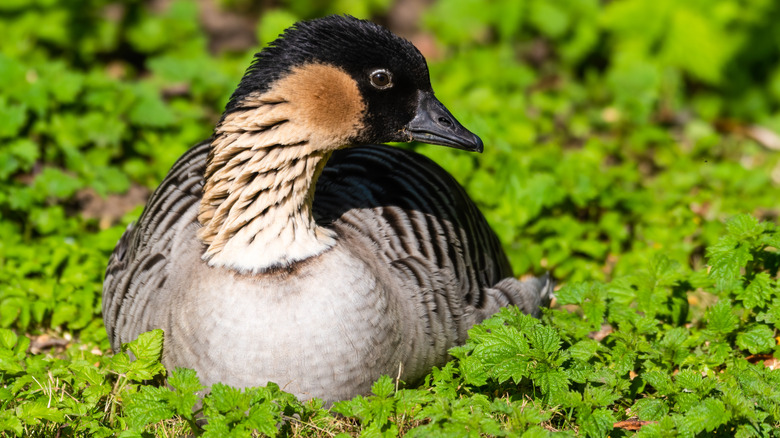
[103,15,551,402]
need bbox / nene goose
[103,15,552,402]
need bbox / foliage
[1,0,779,436]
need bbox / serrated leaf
[459,355,488,386]
[531,364,569,397]
[585,385,620,407]
[659,327,687,350]
[688,398,728,432]
[756,298,780,329]
[125,329,164,362]
[472,325,531,384]
[568,339,599,362]
[706,300,739,336]
[0,411,23,436]
[367,396,395,427]
[123,386,174,430]
[674,370,702,393]
[708,240,751,289]
[649,254,683,288]
[69,360,106,387]
[206,383,246,415]
[109,352,132,374]
[16,399,66,424]
[725,214,764,239]
[736,324,775,354]
[124,329,166,381]
[201,419,230,438]
[167,367,202,416]
[579,407,615,438]
[632,398,668,421]
[245,398,280,436]
[643,371,674,395]
[371,375,394,398]
[168,367,202,393]
[528,325,562,355]
[555,282,588,305]
[566,361,593,384]
[738,272,774,309]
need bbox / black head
[224,15,482,152]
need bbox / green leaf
[579,408,615,438]
[459,355,488,386]
[245,401,278,437]
[707,239,752,289]
[471,325,530,384]
[643,371,674,396]
[0,328,18,350]
[530,364,569,398]
[50,303,78,328]
[168,367,203,416]
[530,1,570,39]
[123,386,175,430]
[0,411,23,436]
[16,399,66,424]
[632,398,668,421]
[69,360,106,387]
[128,86,176,128]
[725,214,764,239]
[0,351,24,374]
[33,168,82,199]
[568,339,599,362]
[738,272,774,309]
[124,329,166,381]
[706,300,739,336]
[206,383,245,415]
[687,398,728,433]
[756,298,780,329]
[0,98,26,138]
[528,325,562,355]
[371,375,394,398]
[585,385,620,407]
[735,324,775,354]
[674,369,702,393]
[553,282,588,305]
[126,329,164,362]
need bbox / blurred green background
[0,0,779,338]
[1,1,780,436]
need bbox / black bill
[403,91,483,153]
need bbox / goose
[103,15,552,403]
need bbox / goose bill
[404,91,483,153]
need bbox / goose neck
[197,112,337,273]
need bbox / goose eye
[369,69,393,89]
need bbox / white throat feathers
[197,63,367,272]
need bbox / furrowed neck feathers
[197,63,366,273]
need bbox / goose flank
[103,15,552,403]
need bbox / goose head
[222,14,482,152]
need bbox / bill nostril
[438,116,452,127]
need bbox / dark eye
[369,69,393,89]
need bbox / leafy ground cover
[1,0,779,436]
